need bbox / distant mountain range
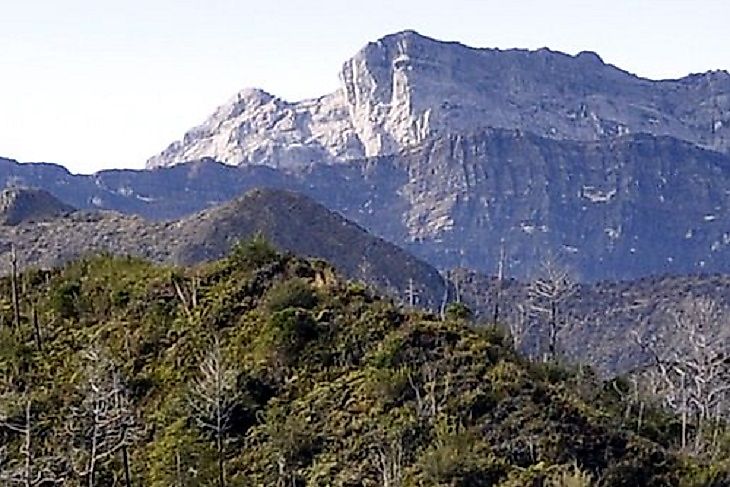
[3,129,730,281]
[2,30,730,282]
[4,184,729,375]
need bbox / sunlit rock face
[147,30,730,169]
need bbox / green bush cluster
[0,238,726,486]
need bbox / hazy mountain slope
[170,189,445,303]
[4,128,730,281]
[0,187,445,306]
[0,187,75,225]
[456,269,730,375]
[147,30,730,169]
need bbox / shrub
[257,309,317,366]
[229,234,279,271]
[50,279,82,319]
[417,419,506,485]
[545,463,594,487]
[266,278,318,313]
[445,302,473,321]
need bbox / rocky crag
[147,30,730,169]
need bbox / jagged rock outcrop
[147,30,730,169]
[0,187,75,225]
[0,187,446,307]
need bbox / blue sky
[2,0,729,173]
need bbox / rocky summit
[147,30,730,169]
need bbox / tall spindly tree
[188,336,240,487]
[67,348,141,487]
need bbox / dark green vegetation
[0,241,728,486]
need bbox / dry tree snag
[188,336,239,487]
[527,259,577,361]
[67,348,141,487]
[1,397,63,486]
[633,297,730,454]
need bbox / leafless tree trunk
[633,297,730,455]
[509,303,530,353]
[67,348,141,486]
[407,362,452,421]
[188,336,239,487]
[10,244,20,330]
[439,274,449,321]
[1,397,64,486]
[493,240,506,324]
[406,278,419,308]
[30,304,42,353]
[527,259,576,361]
[374,437,403,487]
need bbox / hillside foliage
[0,240,727,486]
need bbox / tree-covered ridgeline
[0,238,729,486]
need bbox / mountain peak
[377,29,426,41]
[229,87,277,105]
[146,32,730,170]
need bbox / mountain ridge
[146,30,730,169]
[0,186,446,307]
[4,128,730,281]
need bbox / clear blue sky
[2,0,729,173]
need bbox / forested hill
[0,241,726,486]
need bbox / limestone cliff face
[147,31,730,168]
[385,131,730,279]
[341,30,730,157]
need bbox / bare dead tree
[374,436,403,487]
[31,304,42,353]
[454,272,462,304]
[407,362,452,421]
[508,302,531,354]
[172,271,204,322]
[188,336,239,487]
[0,397,64,486]
[405,278,419,308]
[633,297,730,454]
[439,271,450,321]
[527,259,577,361]
[67,348,141,487]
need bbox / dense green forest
[0,238,728,486]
